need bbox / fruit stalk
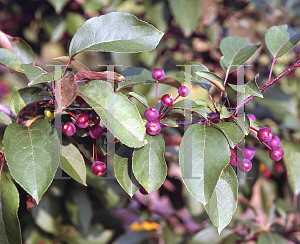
[0,103,17,120]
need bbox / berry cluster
[144,68,189,136]
[62,98,106,176]
[229,114,284,173]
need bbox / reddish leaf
[75,71,132,83]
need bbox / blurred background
[0,0,300,243]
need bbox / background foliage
[0,0,300,243]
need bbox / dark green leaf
[3,120,60,202]
[205,165,238,234]
[281,140,300,195]
[10,87,52,116]
[168,0,201,37]
[257,232,288,244]
[114,145,140,197]
[0,48,23,72]
[78,80,146,148]
[171,99,207,118]
[21,64,55,86]
[160,117,178,127]
[212,122,239,148]
[235,115,250,136]
[69,12,164,57]
[128,92,149,108]
[112,231,149,244]
[132,134,167,192]
[228,74,263,98]
[265,25,300,58]
[61,142,87,186]
[0,112,12,125]
[179,124,230,204]
[0,172,22,244]
[119,67,155,90]
[220,36,261,73]
[195,71,225,92]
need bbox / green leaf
[212,122,239,148]
[119,67,155,90]
[171,99,207,118]
[220,36,261,73]
[3,120,60,202]
[21,64,55,86]
[220,106,234,119]
[31,193,61,235]
[179,124,230,204]
[69,12,164,57]
[0,48,23,72]
[10,87,52,116]
[160,117,178,127]
[78,80,146,148]
[235,115,250,136]
[204,165,238,234]
[265,25,300,58]
[176,63,210,91]
[48,0,70,14]
[0,172,22,244]
[195,71,225,92]
[132,134,167,192]
[0,112,12,125]
[187,226,231,244]
[10,37,35,64]
[65,187,92,235]
[66,13,86,36]
[228,74,263,98]
[61,142,87,186]
[168,0,201,37]
[257,232,288,244]
[128,92,149,108]
[114,145,140,197]
[281,140,300,195]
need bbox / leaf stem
[0,103,16,120]
[268,57,276,84]
[235,57,300,113]
[155,80,159,108]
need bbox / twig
[0,103,16,120]
[235,57,300,113]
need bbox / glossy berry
[178,86,189,97]
[267,135,281,149]
[76,113,90,128]
[269,147,284,161]
[62,122,76,136]
[152,68,165,80]
[139,186,149,195]
[247,114,256,121]
[144,107,159,121]
[257,127,272,142]
[91,161,106,176]
[161,94,174,107]
[89,125,103,139]
[238,159,252,172]
[229,154,237,166]
[242,146,255,160]
[146,120,161,135]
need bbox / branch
[235,57,300,112]
[0,103,16,120]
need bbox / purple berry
[76,113,90,128]
[91,161,106,176]
[144,107,159,121]
[161,94,174,107]
[152,68,165,80]
[62,122,76,136]
[89,125,104,139]
[139,186,148,195]
[146,120,161,135]
[178,86,189,97]
[242,146,255,160]
[257,127,272,142]
[267,135,281,149]
[269,147,284,161]
[247,114,256,121]
[229,154,237,166]
[238,159,252,172]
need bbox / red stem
[155,80,159,108]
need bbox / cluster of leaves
[0,2,300,244]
